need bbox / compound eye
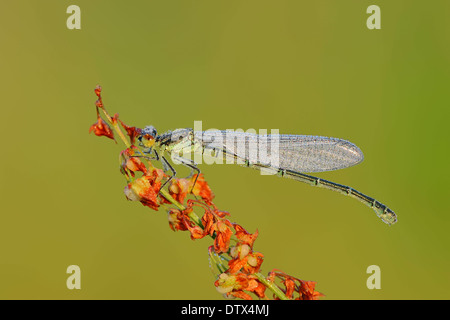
[144,134,153,140]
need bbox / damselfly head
[138,125,158,149]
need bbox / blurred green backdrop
[0,0,449,299]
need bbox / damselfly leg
[171,154,201,193]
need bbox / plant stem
[99,107,131,148]
[254,272,289,300]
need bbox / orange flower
[282,276,296,299]
[212,219,233,254]
[124,176,159,210]
[168,174,215,204]
[225,225,263,274]
[190,174,214,201]
[119,146,150,178]
[185,222,205,240]
[215,272,266,300]
[228,245,264,274]
[193,203,233,254]
[167,209,188,232]
[123,168,165,210]
[297,280,324,300]
[119,119,141,145]
[267,270,324,300]
[167,207,205,240]
[250,278,267,299]
[227,255,248,274]
[89,116,115,140]
[233,224,259,248]
[168,178,192,204]
[123,157,147,177]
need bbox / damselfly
[136,126,397,225]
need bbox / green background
[1,0,449,299]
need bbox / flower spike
[89,85,322,300]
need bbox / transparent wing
[195,130,364,173]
